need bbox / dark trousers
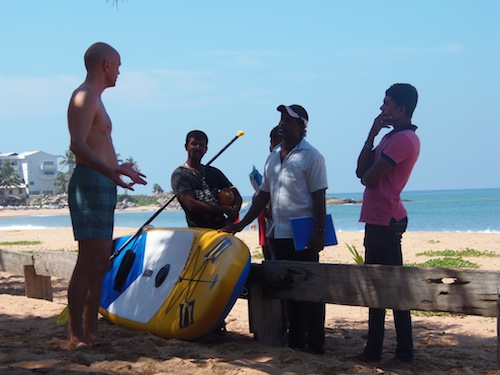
[363,218,414,362]
[270,238,325,350]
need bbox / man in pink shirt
[355,83,420,367]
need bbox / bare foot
[67,339,89,350]
[86,333,103,346]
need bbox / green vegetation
[0,161,24,188]
[344,244,490,316]
[407,247,497,269]
[416,248,500,258]
[152,183,164,194]
[406,257,479,268]
[116,194,162,206]
[55,150,76,194]
[411,310,462,317]
[0,240,42,246]
[56,149,163,197]
[346,243,364,264]
[342,244,488,269]
[56,306,69,326]
[408,247,488,316]
[252,250,264,260]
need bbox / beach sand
[1,209,500,374]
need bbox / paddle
[111,130,245,261]
[57,130,245,324]
[112,130,245,291]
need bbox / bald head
[84,42,119,71]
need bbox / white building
[0,151,60,197]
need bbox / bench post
[23,265,53,301]
[497,295,500,369]
[247,282,287,346]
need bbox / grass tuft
[406,257,480,268]
[252,251,264,260]
[346,243,364,264]
[416,248,499,258]
[411,310,464,317]
[0,240,42,246]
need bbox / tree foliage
[54,150,144,195]
[153,183,164,194]
[55,149,147,196]
[55,150,76,194]
[125,156,140,171]
[0,161,24,188]
[59,149,76,174]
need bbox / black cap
[277,104,309,126]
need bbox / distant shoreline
[0,205,159,218]
[0,197,363,219]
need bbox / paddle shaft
[110,133,243,259]
[204,134,240,166]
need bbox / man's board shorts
[68,165,117,240]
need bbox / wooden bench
[2,249,499,367]
[0,248,76,301]
[246,260,500,368]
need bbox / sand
[1,208,500,374]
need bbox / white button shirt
[260,138,328,239]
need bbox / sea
[0,188,498,233]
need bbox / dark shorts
[68,165,117,240]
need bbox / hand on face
[369,96,400,138]
[375,111,393,129]
[377,95,406,128]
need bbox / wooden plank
[257,261,500,317]
[24,265,53,301]
[0,249,33,275]
[33,251,77,279]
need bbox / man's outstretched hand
[113,162,147,190]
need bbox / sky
[1,1,499,197]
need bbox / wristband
[364,142,373,150]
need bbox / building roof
[18,151,43,157]
[1,151,59,159]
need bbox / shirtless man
[66,42,147,349]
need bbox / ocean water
[0,188,498,233]
[328,188,499,233]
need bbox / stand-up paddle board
[100,227,250,340]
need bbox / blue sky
[1,1,499,196]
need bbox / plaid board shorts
[68,165,117,240]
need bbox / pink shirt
[360,127,420,226]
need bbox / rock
[326,197,362,205]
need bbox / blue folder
[290,214,338,251]
[249,165,262,193]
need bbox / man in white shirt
[222,104,328,354]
